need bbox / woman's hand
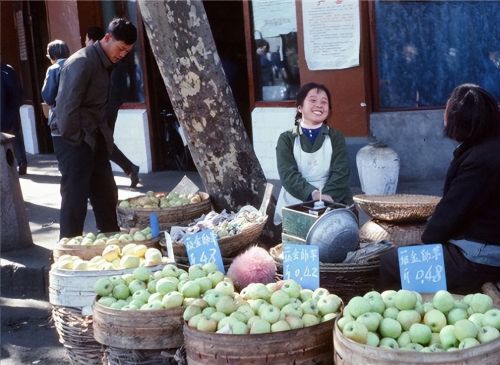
[312,190,334,203]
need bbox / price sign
[283,243,319,290]
[398,244,447,293]
[183,229,225,273]
[149,213,160,238]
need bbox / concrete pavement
[1,152,444,364]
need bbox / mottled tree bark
[138,0,277,241]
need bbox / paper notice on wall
[252,0,297,38]
[302,0,360,70]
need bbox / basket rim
[353,194,441,206]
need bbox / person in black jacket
[379,83,500,293]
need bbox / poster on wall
[251,0,297,38]
[302,0,360,70]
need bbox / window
[250,0,300,102]
[374,1,500,109]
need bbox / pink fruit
[227,246,276,290]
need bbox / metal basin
[306,208,359,263]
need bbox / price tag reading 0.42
[398,243,447,293]
[183,229,225,274]
[283,243,320,290]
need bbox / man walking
[53,18,137,238]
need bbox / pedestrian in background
[53,18,137,239]
[85,25,140,188]
[1,63,28,175]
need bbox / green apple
[379,318,402,339]
[423,309,447,332]
[348,296,372,318]
[477,326,500,344]
[383,307,399,320]
[237,304,256,320]
[162,264,180,277]
[110,299,128,310]
[439,325,458,349]
[463,294,474,305]
[162,291,184,309]
[201,262,218,274]
[230,319,249,334]
[469,293,493,314]
[129,298,146,309]
[215,295,236,315]
[432,290,455,313]
[120,255,140,269]
[197,316,217,332]
[181,281,201,298]
[248,299,267,314]
[280,280,301,298]
[482,308,500,330]
[122,273,135,285]
[337,316,354,331]
[409,323,432,345]
[202,306,216,317]
[216,316,232,331]
[183,304,202,321]
[379,337,398,349]
[300,299,319,316]
[364,291,386,314]
[132,289,150,304]
[188,264,207,280]
[250,318,271,334]
[356,312,381,332]
[317,294,342,316]
[128,279,147,294]
[281,302,303,318]
[109,275,125,287]
[94,278,113,296]
[203,290,221,307]
[430,332,441,346]
[189,298,208,309]
[285,315,304,329]
[133,267,152,282]
[210,311,226,322]
[458,337,480,349]
[312,287,329,301]
[322,313,338,322]
[98,296,117,307]
[446,308,468,325]
[112,283,131,300]
[207,271,224,287]
[148,292,163,304]
[214,281,234,296]
[258,304,281,324]
[394,290,417,310]
[271,319,291,332]
[147,279,158,294]
[302,313,320,327]
[195,277,213,294]
[381,290,397,308]
[397,310,421,331]
[187,313,205,328]
[270,290,291,309]
[366,331,380,347]
[342,321,368,344]
[454,319,478,341]
[229,311,248,323]
[468,312,485,330]
[299,289,314,302]
[402,343,423,351]
[397,331,411,347]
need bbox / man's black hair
[107,18,137,45]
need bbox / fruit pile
[184,278,342,334]
[58,227,153,246]
[94,263,224,310]
[338,289,500,352]
[53,244,167,271]
[118,191,203,209]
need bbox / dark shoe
[130,165,140,188]
[18,163,27,175]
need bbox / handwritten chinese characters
[184,229,225,273]
[283,243,320,290]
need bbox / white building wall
[251,107,296,180]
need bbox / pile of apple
[183,279,342,334]
[58,227,153,246]
[118,191,203,209]
[53,244,167,271]
[338,289,500,352]
[94,263,225,310]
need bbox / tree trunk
[138,0,278,242]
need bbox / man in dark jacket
[52,18,137,239]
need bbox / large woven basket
[360,219,426,247]
[353,194,441,223]
[51,305,104,365]
[105,347,181,365]
[172,219,267,258]
[270,243,383,302]
[116,192,211,230]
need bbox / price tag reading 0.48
[183,229,225,274]
[398,244,447,293]
[283,244,320,290]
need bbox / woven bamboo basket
[51,305,105,365]
[172,219,267,258]
[270,243,382,302]
[353,194,441,223]
[53,236,161,261]
[105,346,181,365]
[116,192,211,230]
[360,219,426,247]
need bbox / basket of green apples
[333,289,500,364]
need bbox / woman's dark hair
[86,26,104,42]
[444,83,500,143]
[295,82,332,123]
[107,18,137,45]
[46,40,70,61]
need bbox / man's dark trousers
[53,132,120,239]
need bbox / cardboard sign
[149,213,160,238]
[170,176,199,196]
[184,229,225,273]
[283,243,320,290]
[398,244,447,293]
